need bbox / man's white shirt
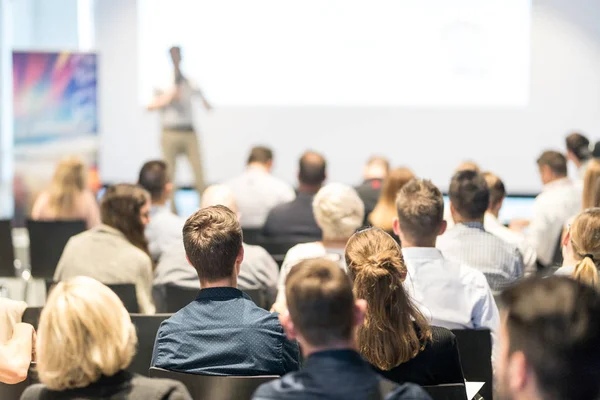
[484,212,537,274]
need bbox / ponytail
[573,255,599,288]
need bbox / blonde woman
[368,167,415,237]
[31,157,100,229]
[556,208,600,288]
[582,158,600,209]
[20,277,191,400]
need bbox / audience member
[271,183,364,312]
[54,184,155,314]
[152,206,299,375]
[395,179,499,348]
[21,277,191,400]
[512,151,581,267]
[368,167,415,239]
[482,172,537,273]
[345,228,464,386]
[0,299,34,384]
[437,170,524,291]
[496,276,600,400]
[581,158,600,209]
[444,160,482,229]
[556,208,600,288]
[226,146,295,228]
[565,132,591,179]
[152,185,280,309]
[137,160,184,262]
[263,151,326,242]
[31,156,100,229]
[252,259,431,400]
[355,156,389,223]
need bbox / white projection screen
[138,0,531,107]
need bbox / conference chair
[164,284,198,313]
[422,384,468,400]
[22,306,43,329]
[241,228,264,246]
[451,329,492,400]
[149,367,277,400]
[0,220,15,277]
[128,314,172,376]
[46,281,139,313]
[26,219,86,279]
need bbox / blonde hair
[36,277,137,391]
[369,168,415,232]
[312,183,364,241]
[345,228,431,370]
[582,159,600,210]
[47,156,87,218]
[570,208,600,288]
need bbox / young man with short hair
[496,276,600,400]
[253,258,431,400]
[151,206,299,375]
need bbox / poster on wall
[12,50,99,225]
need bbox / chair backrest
[422,384,468,400]
[27,219,86,279]
[22,307,43,330]
[0,220,15,277]
[149,367,277,400]
[129,314,172,376]
[106,283,139,313]
[241,228,264,246]
[451,329,492,400]
[164,284,198,313]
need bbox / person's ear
[562,227,571,247]
[235,245,245,274]
[507,351,529,395]
[439,220,447,236]
[449,202,457,220]
[392,217,401,236]
[185,255,193,267]
[353,299,367,328]
[279,312,298,341]
[266,160,273,171]
[165,182,174,196]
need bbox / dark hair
[285,258,355,347]
[537,151,568,177]
[100,184,150,256]
[247,146,273,165]
[183,205,242,283]
[299,151,326,186]
[396,179,444,243]
[482,172,506,208]
[566,132,591,162]
[345,228,431,370]
[501,276,600,400]
[449,170,490,219]
[137,160,169,203]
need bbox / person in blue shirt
[151,205,300,375]
[252,258,431,400]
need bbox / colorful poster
[12,51,99,225]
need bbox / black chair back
[27,219,86,279]
[149,367,277,400]
[22,307,43,329]
[423,384,468,400]
[45,281,139,313]
[242,228,264,246]
[0,220,15,277]
[451,329,492,400]
[164,284,198,313]
[129,314,172,376]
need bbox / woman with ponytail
[345,227,464,386]
[556,208,600,288]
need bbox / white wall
[95,0,600,193]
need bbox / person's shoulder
[21,383,50,400]
[242,242,270,258]
[386,382,432,400]
[429,325,458,347]
[252,374,304,400]
[285,242,325,259]
[457,262,490,289]
[130,374,191,399]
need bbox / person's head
[448,170,490,223]
[280,258,366,353]
[363,156,390,180]
[394,179,446,247]
[36,277,137,391]
[312,183,364,242]
[169,45,182,67]
[247,146,274,171]
[455,160,481,174]
[345,228,431,370]
[483,172,506,217]
[182,205,243,287]
[496,276,600,400]
[48,156,87,217]
[565,132,591,165]
[298,151,326,190]
[100,184,150,255]
[536,151,568,185]
[564,208,600,288]
[582,159,600,210]
[369,167,415,231]
[137,160,172,205]
[593,141,600,159]
[200,184,238,214]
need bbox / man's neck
[200,277,237,289]
[401,240,436,249]
[301,339,356,359]
[487,209,499,218]
[545,175,568,186]
[298,183,321,194]
[152,199,169,208]
[453,216,484,225]
[247,162,270,173]
[321,238,349,248]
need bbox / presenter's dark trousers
[161,128,206,197]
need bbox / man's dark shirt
[252,350,432,400]
[355,179,383,225]
[151,287,300,375]
[262,191,322,242]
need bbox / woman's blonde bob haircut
[36,277,137,391]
